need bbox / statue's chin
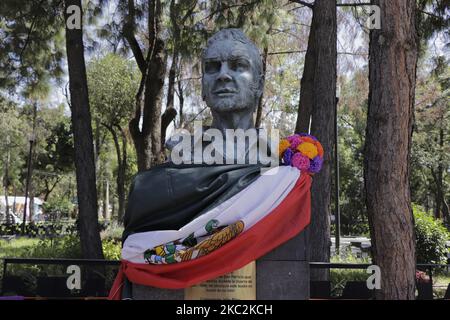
[208,97,253,113]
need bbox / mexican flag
[109,164,311,300]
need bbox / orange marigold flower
[315,141,324,158]
[301,137,316,144]
[279,139,291,156]
[297,142,318,159]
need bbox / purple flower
[283,148,294,165]
[286,135,303,150]
[291,153,310,171]
[309,156,323,173]
[298,133,318,141]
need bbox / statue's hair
[201,28,264,93]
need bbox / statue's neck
[211,110,255,135]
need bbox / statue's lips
[213,89,238,97]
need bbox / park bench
[1,258,119,299]
[310,262,450,300]
[0,235,16,242]
[444,284,450,300]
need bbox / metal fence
[1,258,449,299]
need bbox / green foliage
[0,236,121,296]
[42,198,75,220]
[0,100,27,193]
[0,237,40,259]
[0,0,65,94]
[100,221,124,242]
[87,53,139,126]
[330,252,371,297]
[414,205,450,264]
[0,222,77,238]
[102,239,121,260]
[0,221,110,238]
[0,234,121,260]
[35,113,74,174]
[411,55,449,224]
[32,235,83,259]
[334,70,370,236]
[416,0,449,52]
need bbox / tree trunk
[103,179,110,220]
[307,0,337,281]
[118,126,128,222]
[103,124,126,223]
[127,0,167,171]
[364,0,418,299]
[435,126,444,219]
[3,136,11,224]
[295,6,317,134]
[433,170,443,220]
[161,47,179,147]
[43,178,60,202]
[255,45,268,128]
[160,0,181,146]
[29,186,34,222]
[64,0,104,259]
[178,66,185,128]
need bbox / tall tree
[64,0,104,259]
[291,0,336,280]
[0,0,65,94]
[412,56,450,224]
[87,53,139,222]
[163,0,198,140]
[0,99,26,224]
[294,1,315,134]
[364,0,418,299]
[123,0,168,171]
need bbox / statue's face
[202,39,259,113]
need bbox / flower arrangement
[415,270,431,284]
[279,133,324,175]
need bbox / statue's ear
[201,76,206,101]
[257,73,265,99]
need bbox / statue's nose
[217,63,232,81]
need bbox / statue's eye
[205,61,220,74]
[230,59,249,72]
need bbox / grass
[329,251,371,296]
[432,271,450,299]
[0,237,41,259]
[0,235,121,295]
[328,251,450,299]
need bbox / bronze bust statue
[115,29,310,301]
[201,28,264,134]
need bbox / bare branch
[336,2,371,7]
[200,0,260,21]
[123,0,146,73]
[289,0,314,9]
[267,50,367,56]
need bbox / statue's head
[201,29,264,115]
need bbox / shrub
[102,239,121,260]
[414,205,450,264]
[100,221,124,242]
[0,221,108,238]
[42,197,75,220]
[330,251,371,296]
[31,235,82,259]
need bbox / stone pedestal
[131,229,310,300]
